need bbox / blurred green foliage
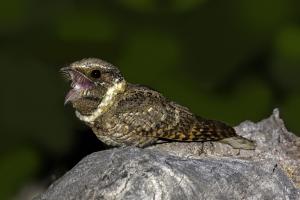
[0,0,300,199]
[0,147,40,200]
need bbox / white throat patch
[75,81,126,124]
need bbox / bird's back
[105,84,255,149]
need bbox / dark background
[1,0,300,199]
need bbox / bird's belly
[92,123,157,147]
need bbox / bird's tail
[219,136,256,150]
[194,117,256,150]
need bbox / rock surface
[37,109,300,200]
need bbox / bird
[60,58,255,149]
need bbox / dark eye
[90,70,101,79]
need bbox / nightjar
[61,58,255,149]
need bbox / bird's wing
[114,89,178,136]
[112,88,255,149]
[114,89,206,140]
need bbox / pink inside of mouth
[64,71,95,104]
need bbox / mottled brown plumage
[61,58,255,149]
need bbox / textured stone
[37,109,300,200]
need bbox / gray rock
[37,109,300,200]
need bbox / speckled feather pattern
[89,84,237,147]
[62,58,255,149]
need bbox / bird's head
[61,58,126,115]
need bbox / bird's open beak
[60,67,95,105]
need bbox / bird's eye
[90,70,101,79]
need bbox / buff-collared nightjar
[61,58,255,149]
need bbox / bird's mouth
[60,67,96,104]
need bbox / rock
[36,109,300,200]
